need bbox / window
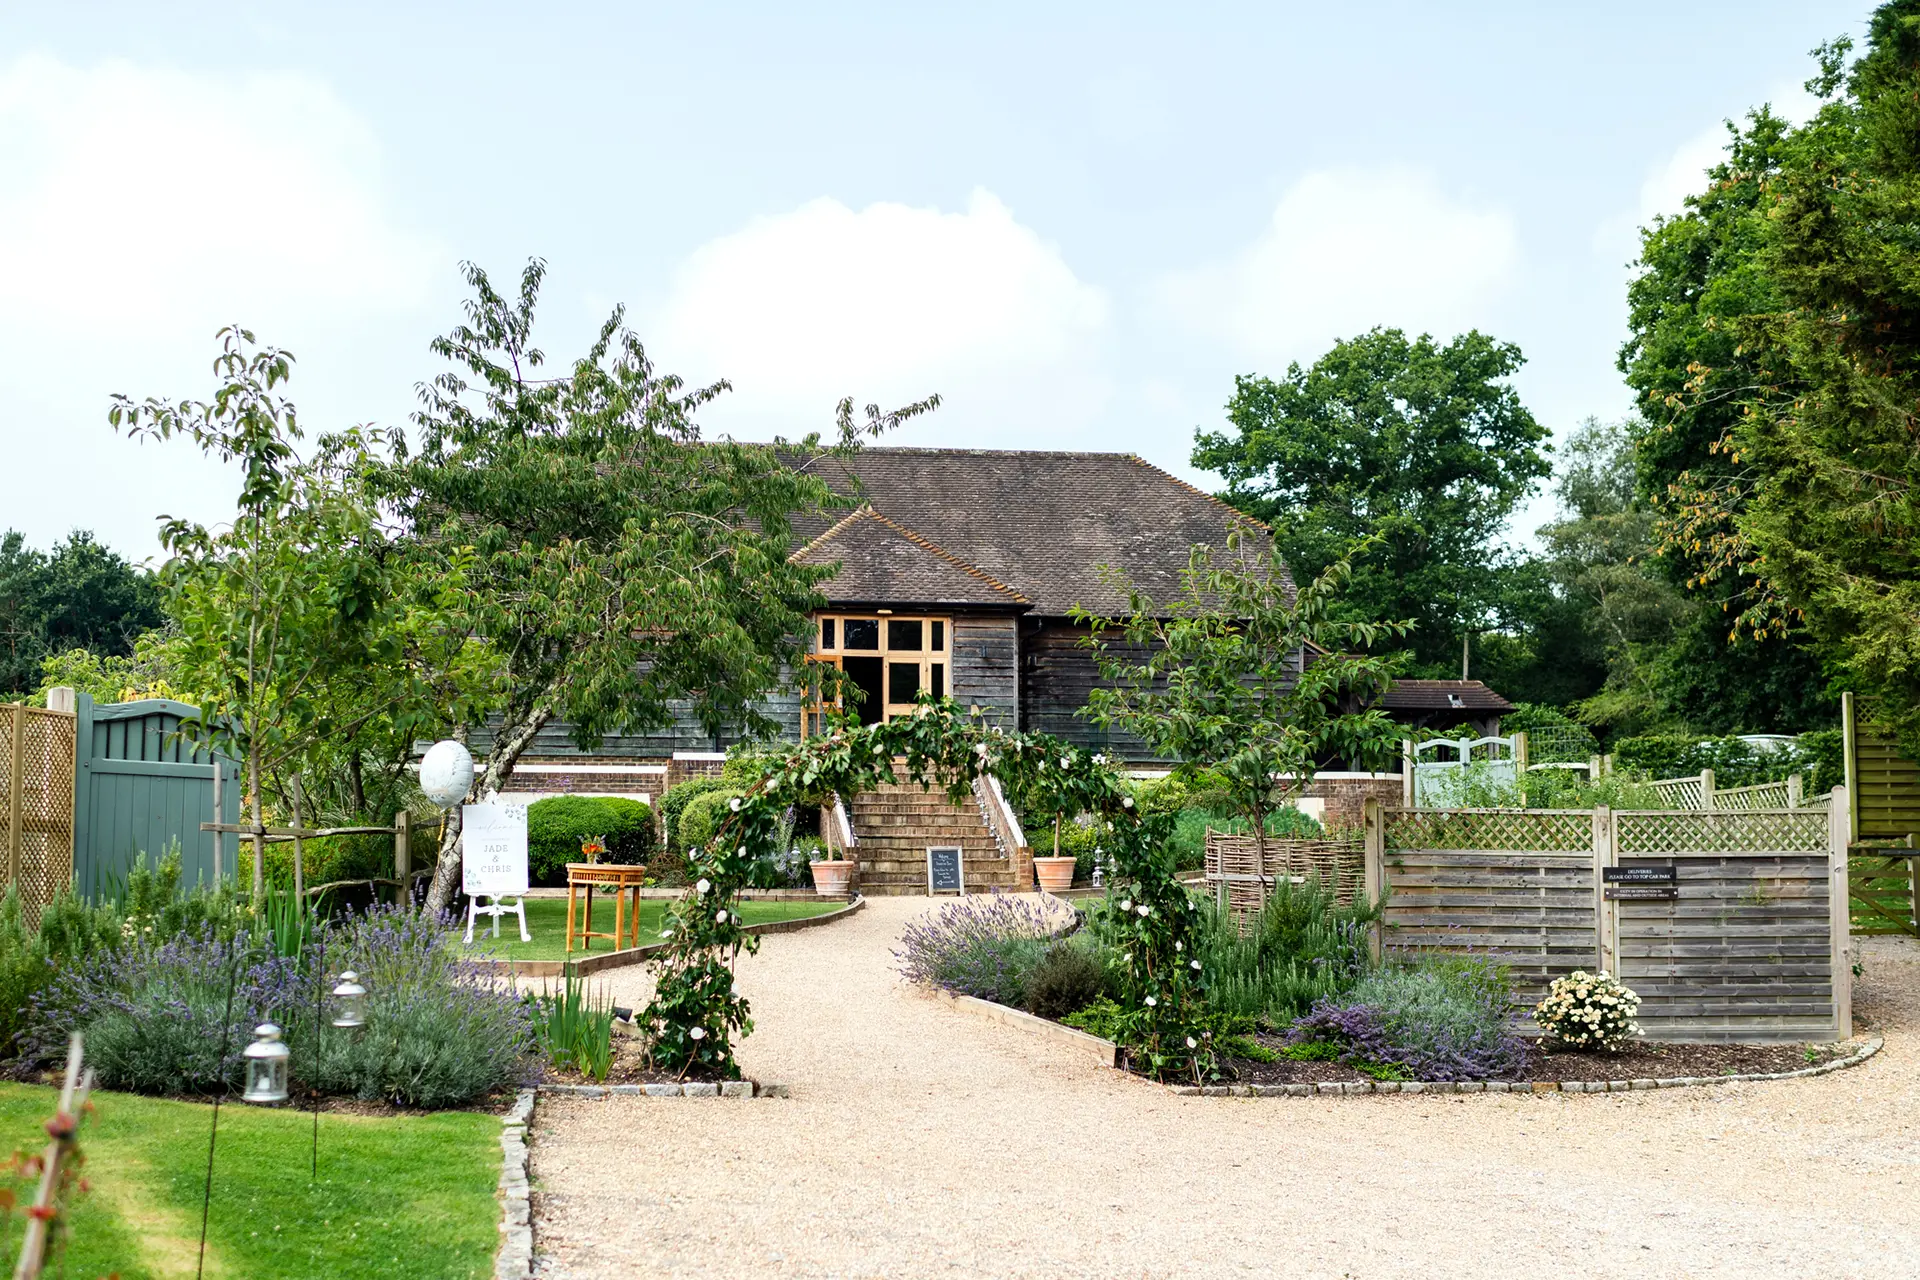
[802,613,954,734]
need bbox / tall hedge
[658,777,731,851]
[527,796,654,886]
[676,789,744,855]
[1610,734,1835,791]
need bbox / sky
[0,1,1865,564]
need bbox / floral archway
[638,701,1213,1080]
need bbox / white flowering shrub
[1533,970,1640,1050]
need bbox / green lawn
[0,1082,501,1279]
[458,896,836,962]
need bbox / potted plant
[1033,813,1077,895]
[809,845,853,897]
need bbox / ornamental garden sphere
[241,1023,291,1105]
[419,740,476,809]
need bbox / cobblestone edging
[537,1080,791,1098]
[1168,1035,1884,1098]
[495,1088,536,1280]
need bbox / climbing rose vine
[640,697,1209,1081]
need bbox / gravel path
[529,896,1920,1279]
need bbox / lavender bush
[894,894,1078,1007]
[1288,958,1528,1082]
[30,906,535,1108]
[301,905,536,1108]
[29,929,302,1095]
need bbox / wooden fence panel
[0,705,76,912]
[72,695,238,895]
[1381,847,1595,1005]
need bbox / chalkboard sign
[926,846,964,895]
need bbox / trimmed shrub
[1611,733,1831,790]
[527,796,654,886]
[658,777,730,852]
[1534,970,1641,1050]
[676,788,743,855]
[1025,941,1107,1019]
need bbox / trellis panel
[0,706,76,912]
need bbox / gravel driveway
[529,896,1920,1279]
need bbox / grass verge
[459,896,835,962]
[0,1083,501,1279]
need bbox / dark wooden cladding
[477,691,803,759]
[950,613,1018,729]
[1020,619,1160,758]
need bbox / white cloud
[648,190,1111,444]
[0,55,445,558]
[1159,169,1518,363]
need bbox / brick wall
[1301,773,1403,834]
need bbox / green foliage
[658,777,729,852]
[1503,702,1600,761]
[676,789,743,858]
[1061,997,1128,1041]
[115,844,244,942]
[1193,327,1551,674]
[0,530,164,697]
[1024,940,1108,1020]
[33,629,182,706]
[1610,734,1831,789]
[528,968,616,1082]
[263,832,393,891]
[526,795,654,885]
[1279,1039,1341,1062]
[1196,876,1379,1025]
[380,259,940,914]
[1080,532,1407,867]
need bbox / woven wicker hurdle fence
[0,704,76,912]
[1202,831,1367,919]
[1365,794,1853,1044]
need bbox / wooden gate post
[393,809,411,906]
[1592,805,1616,975]
[1362,797,1385,961]
[6,703,25,891]
[1700,768,1716,810]
[1830,786,1854,1040]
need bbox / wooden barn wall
[476,690,802,759]
[949,614,1019,729]
[1019,619,1160,760]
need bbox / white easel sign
[462,802,529,897]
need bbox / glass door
[804,613,948,734]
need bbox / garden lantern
[241,1023,290,1105]
[331,971,367,1030]
[420,740,476,809]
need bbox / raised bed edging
[932,990,1121,1067]
[470,895,865,977]
[495,1088,535,1280]
[537,1081,789,1098]
[1167,1034,1885,1097]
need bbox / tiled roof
[1381,680,1514,712]
[791,507,1029,607]
[785,447,1280,616]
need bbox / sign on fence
[462,802,529,897]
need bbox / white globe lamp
[420,740,476,809]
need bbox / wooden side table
[565,863,649,954]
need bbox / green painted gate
[71,694,239,895]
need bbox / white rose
[689,1027,706,1041]
[1122,796,1134,808]
[715,909,729,924]
[697,879,712,895]
[728,798,741,811]
[1144,996,1157,1007]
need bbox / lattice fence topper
[0,707,77,911]
[1615,808,1827,855]
[1384,808,1591,853]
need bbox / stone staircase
[848,780,1024,896]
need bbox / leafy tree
[0,531,163,695]
[1076,530,1407,867]
[380,260,938,915]
[1675,9,1920,751]
[1193,328,1551,673]
[111,328,495,898]
[1618,103,1833,732]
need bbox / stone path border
[496,1088,536,1280]
[538,1080,789,1098]
[470,895,865,977]
[1167,1034,1885,1097]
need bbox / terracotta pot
[1033,855,1077,895]
[810,859,853,897]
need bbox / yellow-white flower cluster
[1533,969,1641,1050]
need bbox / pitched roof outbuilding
[790,506,1029,607]
[1380,680,1514,713]
[786,447,1279,616]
